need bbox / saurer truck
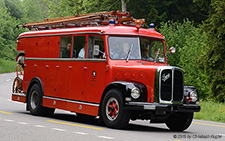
[12,11,200,131]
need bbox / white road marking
[97,136,115,140]
[73,132,89,135]
[51,128,66,132]
[218,134,225,136]
[34,125,46,128]
[4,119,15,122]
[6,79,12,82]
[18,122,28,125]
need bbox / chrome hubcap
[30,91,38,109]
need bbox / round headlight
[131,87,140,99]
[189,91,198,102]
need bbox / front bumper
[126,102,200,113]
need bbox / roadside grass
[194,100,225,123]
[0,59,17,73]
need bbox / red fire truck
[12,11,200,131]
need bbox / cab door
[82,35,107,104]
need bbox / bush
[159,20,210,100]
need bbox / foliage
[159,20,195,66]
[127,0,207,27]
[198,0,225,102]
[159,20,210,100]
[179,28,209,100]
[0,1,21,61]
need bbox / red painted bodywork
[14,25,167,116]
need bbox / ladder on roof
[17,10,145,30]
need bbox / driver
[142,47,154,61]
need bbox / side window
[73,36,86,58]
[87,36,105,59]
[59,37,72,58]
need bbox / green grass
[0,59,17,73]
[194,100,225,123]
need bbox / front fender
[103,81,147,102]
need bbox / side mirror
[93,45,100,56]
[169,47,176,54]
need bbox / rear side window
[59,37,72,58]
[73,36,86,58]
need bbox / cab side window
[87,36,105,59]
[73,36,86,58]
[59,37,72,58]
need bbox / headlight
[189,91,198,102]
[131,87,140,99]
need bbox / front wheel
[166,112,193,131]
[101,89,131,129]
[27,84,55,116]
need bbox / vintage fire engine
[12,10,200,131]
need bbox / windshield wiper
[154,48,160,64]
[126,44,133,62]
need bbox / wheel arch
[26,77,44,107]
[98,81,147,116]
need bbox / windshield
[108,36,165,63]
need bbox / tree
[0,2,21,60]
[121,0,127,12]
[4,0,24,19]
[199,0,225,101]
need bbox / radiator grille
[159,67,183,103]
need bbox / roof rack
[17,10,145,30]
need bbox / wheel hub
[30,91,38,109]
[106,97,119,121]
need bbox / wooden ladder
[17,10,145,30]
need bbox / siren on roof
[109,19,115,25]
[149,23,155,29]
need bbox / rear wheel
[166,112,193,131]
[102,89,131,129]
[27,84,55,116]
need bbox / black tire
[27,84,55,116]
[101,89,131,129]
[166,112,193,131]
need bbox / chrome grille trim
[156,66,184,104]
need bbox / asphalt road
[0,72,225,141]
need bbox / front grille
[159,67,184,103]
